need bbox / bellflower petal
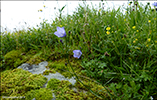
[54,27,66,37]
[152,2,157,7]
[73,50,82,59]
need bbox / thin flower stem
[65,36,110,99]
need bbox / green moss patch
[46,59,83,78]
[43,69,56,75]
[25,88,53,100]
[46,78,110,100]
[3,50,28,70]
[26,52,46,65]
[1,68,47,97]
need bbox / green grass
[1,1,157,99]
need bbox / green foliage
[81,59,108,84]
[25,88,53,100]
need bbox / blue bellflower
[73,50,82,59]
[54,27,66,37]
[152,2,157,7]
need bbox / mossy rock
[46,78,99,100]
[1,68,47,97]
[46,60,75,78]
[25,88,53,100]
[3,50,26,70]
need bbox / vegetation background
[1,0,157,100]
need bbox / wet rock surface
[17,61,76,100]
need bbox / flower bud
[60,39,63,44]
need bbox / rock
[17,61,48,74]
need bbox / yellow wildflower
[147,38,151,42]
[60,25,62,27]
[132,26,136,29]
[106,31,110,35]
[133,40,136,43]
[148,20,151,23]
[146,45,149,47]
[106,27,111,31]
[136,30,139,32]
[39,9,42,12]
[99,9,101,12]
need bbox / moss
[47,61,66,70]
[43,69,56,75]
[26,52,46,65]
[60,71,73,78]
[1,69,47,97]
[25,88,53,100]
[46,59,81,78]
[4,50,25,70]
[46,79,61,90]
[46,78,107,100]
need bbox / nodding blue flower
[73,50,82,59]
[152,2,157,7]
[54,27,66,37]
